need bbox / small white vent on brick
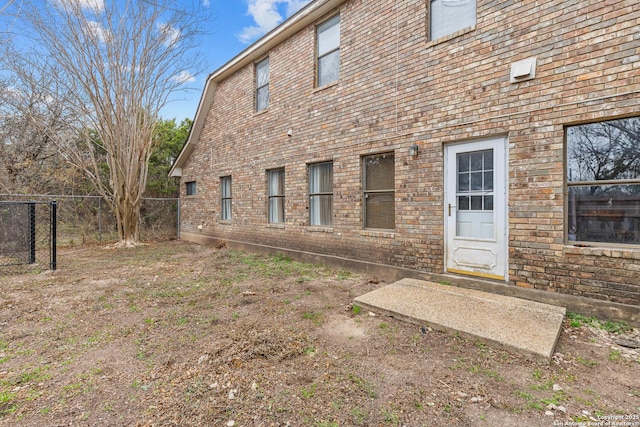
[510,57,537,83]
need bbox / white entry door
[445,137,507,281]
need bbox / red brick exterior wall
[179,0,640,306]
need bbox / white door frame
[444,136,508,281]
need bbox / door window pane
[484,172,493,191]
[456,149,494,238]
[457,149,493,210]
[458,153,469,172]
[470,172,483,191]
[458,195,469,210]
[484,195,493,211]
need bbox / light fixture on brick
[409,144,419,157]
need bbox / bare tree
[0,71,76,194]
[567,117,640,187]
[1,0,206,246]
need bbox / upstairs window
[185,181,196,196]
[566,116,640,246]
[363,153,395,230]
[268,168,285,224]
[255,57,269,112]
[309,162,333,226]
[430,0,476,40]
[316,14,340,87]
[221,176,232,220]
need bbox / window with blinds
[363,153,395,230]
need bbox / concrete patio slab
[353,278,566,361]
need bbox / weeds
[567,313,631,334]
[229,250,324,280]
[301,383,317,399]
[15,366,51,385]
[348,374,377,398]
[336,269,353,280]
[381,407,400,425]
[0,391,17,416]
[609,349,623,362]
[350,406,367,425]
[575,356,598,368]
[469,365,504,381]
[303,311,324,326]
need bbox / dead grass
[0,240,638,426]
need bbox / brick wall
[180,0,640,306]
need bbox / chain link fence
[0,201,56,270]
[0,194,179,247]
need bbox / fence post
[98,197,102,243]
[28,202,36,264]
[50,201,57,271]
[177,198,181,239]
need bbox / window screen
[363,153,395,230]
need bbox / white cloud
[284,0,309,16]
[237,0,311,44]
[79,0,104,11]
[86,20,110,42]
[158,23,181,48]
[171,71,196,85]
[202,0,210,6]
[54,0,105,12]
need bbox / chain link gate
[0,201,57,271]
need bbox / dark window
[566,116,640,245]
[185,181,196,196]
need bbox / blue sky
[0,0,312,122]
[163,0,313,121]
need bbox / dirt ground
[1,240,639,427]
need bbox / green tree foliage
[147,118,192,198]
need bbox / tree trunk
[114,195,141,247]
